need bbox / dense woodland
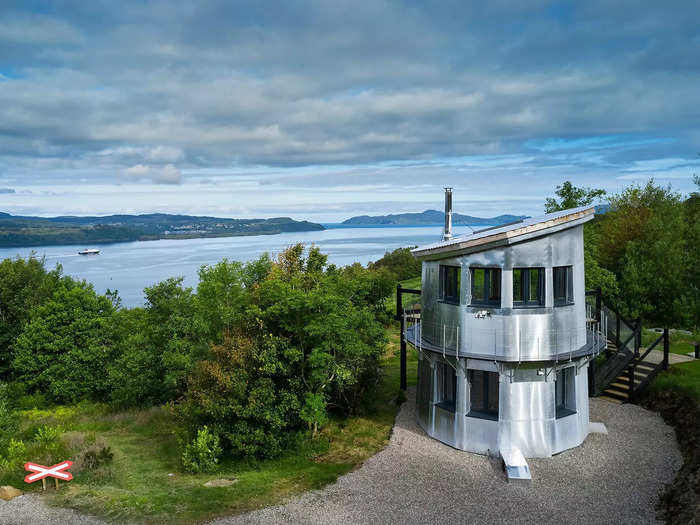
[0,178,697,476]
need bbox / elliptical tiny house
[405,190,606,473]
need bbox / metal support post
[400,312,407,391]
[663,328,669,370]
[627,363,635,402]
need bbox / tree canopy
[545,181,607,213]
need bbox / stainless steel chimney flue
[443,187,453,240]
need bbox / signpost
[24,461,73,490]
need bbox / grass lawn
[386,276,422,316]
[650,359,700,401]
[1,326,418,524]
[641,328,700,356]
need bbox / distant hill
[0,212,324,248]
[342,209,529,226]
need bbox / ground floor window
[435,361,457,412]
[467,369,499,420]
[555,367,577,418]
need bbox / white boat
[78,248,100,255]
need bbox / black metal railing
[586,288,670,401]
[397,284,421,391]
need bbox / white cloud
[122,164,183,185]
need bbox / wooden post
[694,342,699,360]
[41,478,46,491]
[634,318,641,357]
[54,478,59,490]
[663,328,669,370]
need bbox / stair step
[604,384,630,395]
[634,361,658,371]
[601,390,627,402]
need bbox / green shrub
[300,392,329,435]
[181,426,222,473]
[177,247,389,459]
[35,425,62,447]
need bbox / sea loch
[0,224,475,307]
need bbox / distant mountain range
[342,209,529,226]
[0,212,324,248]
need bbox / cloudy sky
[0,1,698,221]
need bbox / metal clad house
[406,190,606,468]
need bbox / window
[553,266,574,306]
[436,361,457,412]
[555,367,576,418]
[467,369,499,420]
[470,268,501,307]
[439,265,460,304]
[513,268,544,307]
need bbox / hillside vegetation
[0,212,324,248]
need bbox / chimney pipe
[443,187,453,240]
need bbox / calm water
[0,225,476,307]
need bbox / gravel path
[213,389,681,525]
[0,390,681,524]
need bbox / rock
[204,478,238,488]
[0,486,23,501]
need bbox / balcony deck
[404,322,606,363]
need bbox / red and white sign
[24,461,73,483]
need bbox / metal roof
[411,205,595,260]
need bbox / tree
[108,278,209,408]
[177,246,390,458]
[545,181,607,213]
[368,247,421,281]
[12,283,117,403]
[599,180,688,325]
[0,256,64,379]
[196,259,247,341]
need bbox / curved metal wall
[415,353,590,458]
[421,225,587,362]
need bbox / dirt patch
[640,388,700,524]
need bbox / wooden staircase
[598,331,670,404]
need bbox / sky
[0,1,698,222]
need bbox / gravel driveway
[214,389,681,525]
[0,389,681,525]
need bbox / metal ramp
[501,447,531,483]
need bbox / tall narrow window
[436,361,457,412]
[553,266,574,306]
[470,268,501,307]
[555,367,576,418]
[513,268,544,307]
[467,369,499,420]
[439,266,460,304]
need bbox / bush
[35,425,62,449]
[12,283,117,403]
[177,246,390,459]
[181,426,222,473]
[368,247,421,282]
[0,386,19,453]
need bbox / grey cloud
[0,0,697,192]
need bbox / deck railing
[403,315,606,362]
